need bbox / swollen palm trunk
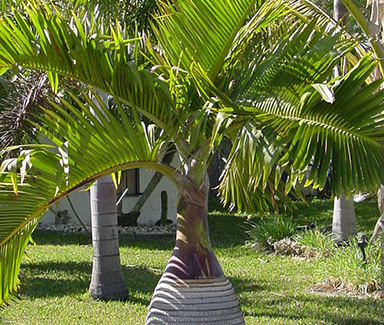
[89,176,129,301]
[146,182,244,324]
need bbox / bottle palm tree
[1,0,384,323]
[333,0,384,241]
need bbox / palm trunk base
[90,282,129,301]
[146,275,244,324]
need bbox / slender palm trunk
[146,169,244,324]
[371,185,384,241]
[89,176,129,300]
[331,0,357,242]
[334,0,348,25]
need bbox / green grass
[1,199,383,324]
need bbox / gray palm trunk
[89,174,128,300]
[128,171,163,219]
[331,0,357,242]
[88,90,128,300]
[332,193,357,242]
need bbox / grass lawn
[1,198,383,324]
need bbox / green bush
[247,216,297,249]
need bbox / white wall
[40,168,178,226]
[41,188,91,225]
[122,169,178,224]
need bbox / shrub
[247,216,297,249]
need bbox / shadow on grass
[20,261,92,298]
[119,236,174,251]
[291,198,380,233]
[241,291,384,324]
[208,214,251,247]
[32,230,92,246]
[228,275,272,295]
[19,260,162,306]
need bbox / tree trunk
[331,0,357,242]
[89,176,129,300]
[129,171,163,218]
[146,172,244,324]
[378,185,384,215]
[332,194,357,242]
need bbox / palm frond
[154,0,261,80]
[289,0,371,74]
[0,71,49,156]
[231,19,353,106]
[66,0,158,35]
[218,119,292,213]
[220,56,384,213]
[0,1,174,127]
[0,89,178,306]
[0,217,38,307]
[278,56,384,196]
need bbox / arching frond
[218,120,291,213]
[0,90,178,306]
[278,56,384,196]
[231,19,353,106]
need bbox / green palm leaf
[0,1,173,127]
[219,120,290,212]
[279,56,384,195]
[0,89,178,306]
[153,0,261,80]
[220,56,384,213]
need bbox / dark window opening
[120,169,141,196]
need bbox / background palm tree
[331,0,358,242]
[1,0,384,323]
[88,91,129,300]
[89,175,129,300]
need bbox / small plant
[294,229,337,257]
[54,209,70,225]
[247,216,297,249]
